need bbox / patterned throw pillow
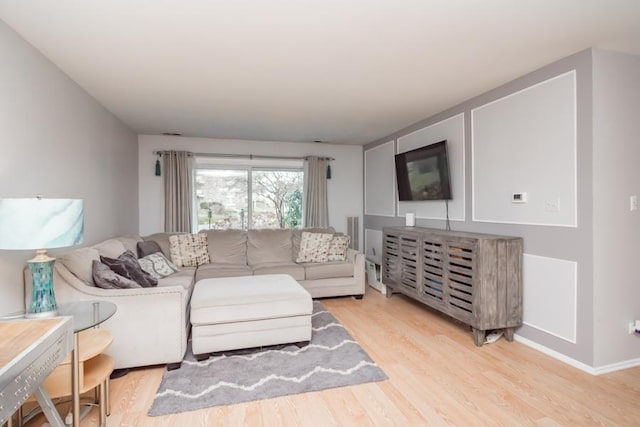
[327,235,350,262]
[296,232,333,263]
[169,234,210,267]
[138,252,179,279]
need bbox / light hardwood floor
[25,288,640,426]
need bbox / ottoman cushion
[191,274,312,326]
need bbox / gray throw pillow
[100,250,158,288]
[137,240,163,258]
[92,260,142,290]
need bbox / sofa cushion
[60,247,101,285]
[251,262,305,281]
[92,239,127,259]
[199,229,247,265]
[169,234,210,267]
[247,229,293,265]
[116,236,143,258]
[296,232,333,263]
[157,267,196,290]
[137,240,163,258]
[302,261,354,280]
[144,232,185,259]
[292,227,335,260]
[195,264,253,282]
[138,252,179,279]
[100,250,158,288]
[92,260,142,289]
[327,235,350,262]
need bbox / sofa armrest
[24,262,190,369]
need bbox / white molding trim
[592,358,640,375]
[471,70,577,227]
[395,113,465,221]
[515,334,640,376]
[364,140,396,217]
[471,218,578,228]
[522,253,578,344]
[514,334,596,374]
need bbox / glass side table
[60,301,116,427]
[3,301,116,427]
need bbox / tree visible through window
[252,170,303,229]
[195,167,303,230]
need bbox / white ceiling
[1,1,639,145]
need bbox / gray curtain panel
[163,151,193,232]
[304,156,329,227]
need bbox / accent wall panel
[364,140,395,216]
[397,114,465,221]
[472,71,577,227]
[523,254,577,343]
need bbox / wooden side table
[60,301,116,427]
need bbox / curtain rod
[153,151,334,161]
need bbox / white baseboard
[591,357,640,375]
[514,334,640,376]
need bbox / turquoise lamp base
[27,251,57,318]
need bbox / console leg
[353,294,364,300]
[385,287,393,298]
[472,328,485,347]
[294,341,310,348]
[504,327,515,342]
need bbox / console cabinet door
[382,231,400,287]
[398,233,420,296]
[419,236,446,311]
[444,240,477,325]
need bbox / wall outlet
[630,195,638,211]
[545,198,561,212]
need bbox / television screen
[395,140,452,201]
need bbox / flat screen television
[395,140,452,201]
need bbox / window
[194,158,303,231]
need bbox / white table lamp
[0,198,84,317]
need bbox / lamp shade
[0,198,84,250]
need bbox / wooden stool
[22,328,114,427]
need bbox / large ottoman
[190,274,313,359]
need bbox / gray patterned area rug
[148,301,387,416]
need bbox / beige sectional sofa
[30,228,365,370]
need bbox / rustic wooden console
[382,226,523,346]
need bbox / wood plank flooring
[24,289,640,426]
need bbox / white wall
[364,141,395,217]
[138,135,363,246]
[592,50,640,367]
[472,72,577,227]
[0,21,138,315]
